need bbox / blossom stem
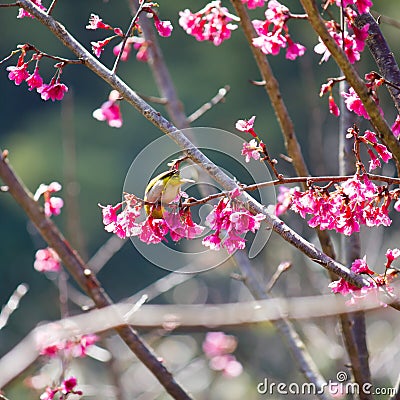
[111,2,143,75]
[187,85,231,123]
[23,43,83,64]
[0,3,18,7]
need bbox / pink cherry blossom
[241,139,261,162]
[275,186,298,216]
[202,233,222,250]
[209,354,243,378]
[40,387,56,400]
[314,21,363,64]
[328,278,358,295]
[224,232,246,254]
[139,217,169,244]
[367,149,380,171]
[235,115,257,137]
[285,38,306,60]
[179,1,239,46]
[100,203,123,227]
[34,182,64,216]
[86,13,112,30]
[7,63,29,85]
[17,0,46,19]
[351,256,374,275]
[385,248,400,270]
[230,209,265,233]
[113,37,149,62]
[328,95,340,117]
[26,67,43,91]
[391,114,400,138]
[352,23,369,52]
[164,209,204,241]
[34,248,61,272]
[45,196,64,216]
[203,332,237,357]
[93,90,123,128]
[153,18,173,37]
[60,376,82,396]
[341,87,369,119]
[38,80,68,101]
[91,37,113,58]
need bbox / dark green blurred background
[1,1,400,398]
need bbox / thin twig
[0,3,18,7]
[137,92,168,105]
[371,11,400,30]
[46,0,57,15]
[112,4,143,74]
[187,85,231,123]
[0,284,29,331]
[265,261,292,293]
[24,43,83,64]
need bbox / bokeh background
[1,1,400,399]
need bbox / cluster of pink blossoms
[329,249,399,304]
[40,334,98,358]
[112,36,149,63]
[203,332,243,378]
[179,1,239,46]
[101,193,204,244]
[101,186,265,254]
[86,11,172,59]
[252,0,306,60]
[6,47,68,102]
[202,191,266,254]
[40,376,82,400]
[289,173,394,236]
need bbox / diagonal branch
[299,0,400,167]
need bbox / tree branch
[299,0,400,168]
[354,12,400,114]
